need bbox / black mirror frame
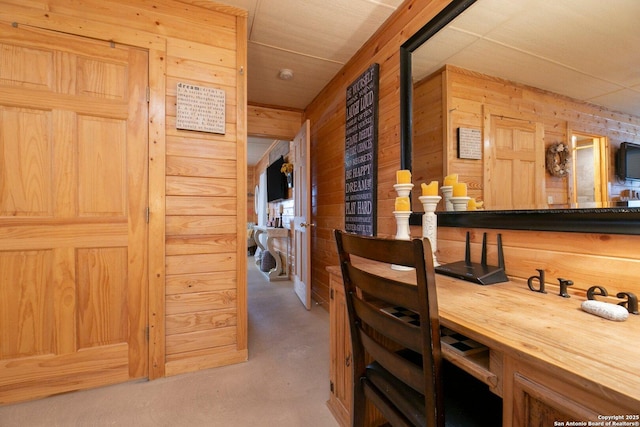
[399,0,640,235]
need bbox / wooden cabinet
[326,265,640,427]
[327,272,351,427]
[510,361,639,427]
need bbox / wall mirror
[400,0,640,234]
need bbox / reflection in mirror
[403,0,640,213]
[570,132,608,208]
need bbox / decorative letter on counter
[557,278,573,298]
[616,292,638,315]
[587,285,608,300]
[527,269,547,293]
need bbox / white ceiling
[222,0,640,165]
[213,0,404,165]
[413,0,640,118]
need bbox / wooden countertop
[326,263,640,409]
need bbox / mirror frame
[399,0,640,235]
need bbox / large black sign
[344,64,378,236]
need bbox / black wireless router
[435,232,508,285]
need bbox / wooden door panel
[486,114,545,210]
[77,247,129,348]
[78,116,127,215]
[0,107,51,215]
[0,43,53,89]
[0,250,53,359]
[0,22,147,403]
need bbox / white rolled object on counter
[581,300,629,321]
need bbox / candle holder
[391,210,413,271]
[450,196,471,211]
[440,185,453,211]
[419,195,441,267]
[393,183,414,197]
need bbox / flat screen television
[617,142,640,181]
[266,156,287,202]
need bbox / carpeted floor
[0,258,338,427]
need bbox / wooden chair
[334,230,501,427]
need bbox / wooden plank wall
[304,0,457,307]
[304,0,640,311]
[412,72,444,212]
[0,0,249,379]
[415,65,640,207]
[437,227,640,302]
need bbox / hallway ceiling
[216,0,640,165]
[214,0,403,165]
[217,0,404,111]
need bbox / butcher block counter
[326,262,640,427]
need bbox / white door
[293,120,312,309]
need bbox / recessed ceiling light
[278,69,294,80]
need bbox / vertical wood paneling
[305,0,455,307]
[76,248,128,348]
[0,250,53,358]
[78,116,126,215]
[305,0,640,312]
[0,0,248,383]
[430,65,640,207]
[0,107,51,215]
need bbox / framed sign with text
[176,82,226,134]
[344,63,379,236]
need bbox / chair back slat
[359,328,424,392]
[337,232,420,268]
[352,296,421,354]
[346,265,421,312]
[334,230,444,427]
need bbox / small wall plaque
[176,82,225,134]
[457,127,482,159]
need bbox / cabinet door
[512,363,637,427]
[328,275,352,427]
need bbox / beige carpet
[0,258,339,427]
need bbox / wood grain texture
[0,0,248,392]
[416,65,640,208]
[306,0,640,315]
[305,0,458,308]
[328,263,640,416]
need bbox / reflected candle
[396,170,412,184]
[395,196,410,211]
[452,182,467,197]
[421,181,439,196]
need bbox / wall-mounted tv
[617,142,640,181]
[266,156,287,202]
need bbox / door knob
[300,222,315,228]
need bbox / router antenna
[497,233,505,269]
[464,231,471,266]
[481,233,488,266]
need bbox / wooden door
[293,120,311,309]
[0,22,148,404]
[484,114,545,210]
